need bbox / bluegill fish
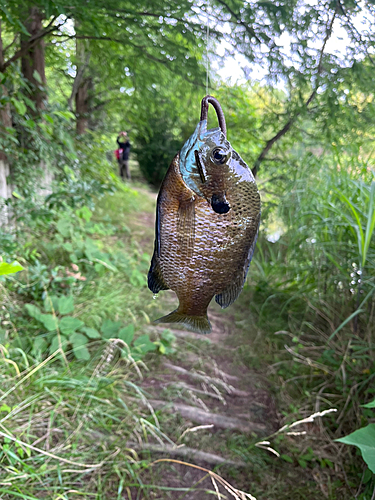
[148,96,261,334]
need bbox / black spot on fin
[211,193,230,214]
[154,309,211,334]
[215,215,261,308]
[177,198,195,258]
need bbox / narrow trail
[127,185,279,497]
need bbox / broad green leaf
[25,304,43,321]
[56,218,72,238]
[33,70,43,84]
[43,295,59,313]
[133,334,157,353]
[22,95,36,111]
[44,114,54,124]
[11,98,26,116]
[63,242,73,252]
[0,404,11,413]
[281,454,294,463]
[16,19,30,36]
[49,335,66,355]
[0,261,24,275]
[73,345,90,361]
[84,238,99,260]
[25,119,36,129]
[11,191,24,200]
[39,314,58,332]
[53,110,75,121]
[76,206,92,222]
[362,399,375,409]
[69,332,88,348]
[336,424,375,473]
[80,326,101,339]
[161,329,176,343]
[117,325,134,344]
[101,319,122,339]
[0,5,14,24]
[32,337,47,354]
[57,295,74,315]
[59,316,84,335]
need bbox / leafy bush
[23,295,162,362]
[134,116,181,186]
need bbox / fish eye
[211,147,228,165]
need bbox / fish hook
[200,95,227,138]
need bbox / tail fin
[154,309,211,334]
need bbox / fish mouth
[211,193,231,214]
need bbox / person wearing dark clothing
[116,131,131,180]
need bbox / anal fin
[215,275,244,309]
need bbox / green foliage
[131,74,202,186]
[135,117,182,186]
[336,425,375,474]
[0,261,23,276]
[24,294,162,362]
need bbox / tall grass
[0,342,153,498]
[245,149,375,496]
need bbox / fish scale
[148,96,261,334]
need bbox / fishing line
[205,2,210,95]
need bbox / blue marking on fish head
[179,120,222,196]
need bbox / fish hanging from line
[148,95,261,334]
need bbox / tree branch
[3,33,19,55]
[1,23,59,72]
[214,0,262,44]
[72,35,169,65]
[337,0,375,67]
[252,7,337,176]
[68,52,91,112]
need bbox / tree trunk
[0,20,13,223]
[74,36,91,135]
[20,8,52,195]
[76,78,91,134]
[20,7,47,111]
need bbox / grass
[1,153,375,498]
[0,344,150,498]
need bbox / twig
[132,442,242,466]
[252,7,337,175]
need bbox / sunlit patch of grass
[94,185,155,222]
[0,343,159,499]
[75,271,157,328]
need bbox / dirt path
[129,188,279,498]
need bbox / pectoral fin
[177,197,195,258]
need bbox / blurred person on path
[116,131,131,180]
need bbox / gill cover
[179,120,224,197]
